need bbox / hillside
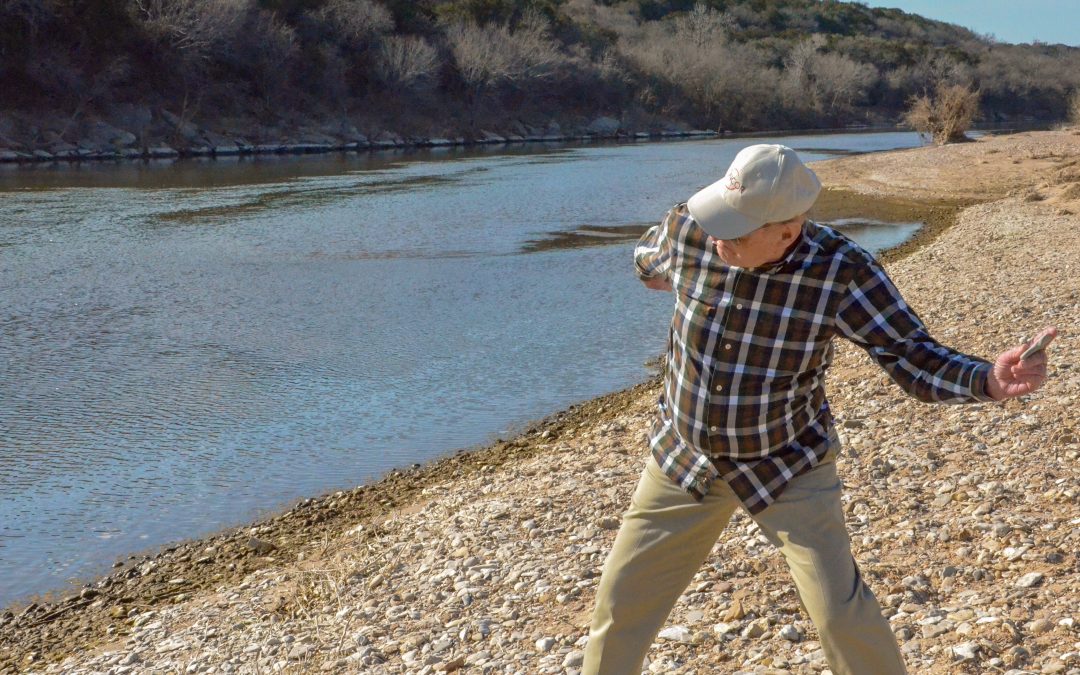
[2,0,1080,158]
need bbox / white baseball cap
[687,144,821,240]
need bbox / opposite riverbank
[3,129,1079,674]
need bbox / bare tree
[134,0,247,59]
[449,13,562,87]
[811,52,877,113]
[673,3,733,50]
[310,0,392,48]
[377,35,438,90]
[445,10,563,125]
[904,83,980,144]
[783,37,877,115]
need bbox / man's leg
[583,456,739,675]
[751,458,907,675]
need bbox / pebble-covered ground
[4,129,1079,674]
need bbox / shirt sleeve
[835,254,995,404]
[634,207,676,281]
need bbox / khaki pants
[583,454,906,675]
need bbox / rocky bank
[2,129,1079,675]
[0,109,716,165]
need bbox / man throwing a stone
[582,144,1056,674]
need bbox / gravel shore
[3,129,1079,675]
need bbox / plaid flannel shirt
[636,204,995,514]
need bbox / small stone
[657,626,693,643]
[723,599,746,621]
[1016,572,1044,588]
[431,638,453,653]
[741,618,769,639]
[597,516,620,530]
[438,656,466,672]
[1028,618,1054,634]
[247,537,276,554]
[952,641,980,661]
[535,637,555,652]
[779,624,801,642]
[563,650,584,667]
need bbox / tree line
[2,0,1079,142]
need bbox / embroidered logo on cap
[725,168,745,193]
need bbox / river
[0,132,925,606]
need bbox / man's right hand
[641,276,673,291]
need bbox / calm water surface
[0,132,924,605]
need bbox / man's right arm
[635,208,677,290]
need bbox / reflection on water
[824,218,923,252]
[0,132,925,607]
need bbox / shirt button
[709,426,718,432]
[736,303,744,310]
[715,384,723,392]
[724,344,732,350]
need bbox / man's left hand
[986,326,1058,400]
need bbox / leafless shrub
[619,20,781,129]
[811,52,878,113]
[133,0,247,59]
[376,35,438,90]
[903,83,980,144]
[673,3,733,49]
[445,11,561,92]
[782,37,877,115]
[562,0,639,37]
[1069,90,1080,126]
[309,0,392,48]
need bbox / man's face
[713,215,806,268]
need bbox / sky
[866,1,1080,46]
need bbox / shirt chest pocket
[742,306,827,374]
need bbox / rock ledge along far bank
[6,129,1080,675]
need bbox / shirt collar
[753,221,816,275]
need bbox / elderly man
[582,144,1055,674]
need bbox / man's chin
[716,250,741,266]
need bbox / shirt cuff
[970,362,998,402]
